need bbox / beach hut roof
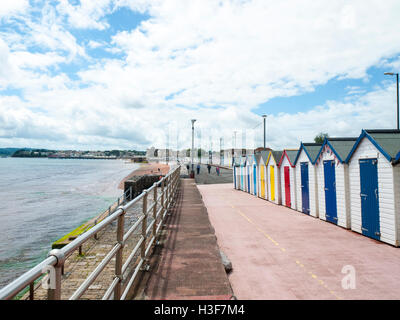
[247,154,255,165]
[254,153,262,165]
[294,143,322,164]
[278,149,299,167]
[345,129,400,164]
[314,137,357,164]
[260,150,270,164]
[268,150,283,165]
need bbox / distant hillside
[12,149,54,158]
[0,148,24,157]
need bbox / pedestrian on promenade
[196,163,200,175]
[186,164,190,174]
[216,166,220,176]
[207,163,211,174]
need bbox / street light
[262,114,267,149]
[384,72,399,130]
[191,119,196,178]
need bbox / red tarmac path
[198,183,400,300]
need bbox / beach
[118,162,170,189]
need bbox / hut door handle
[375,189,378,199]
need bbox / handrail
[0,165,181,300]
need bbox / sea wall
[124,174,165,200]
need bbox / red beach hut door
[284,166,291,207]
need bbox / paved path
[141,179,233,300]
[198,183,400,300]
[186,164,232,185]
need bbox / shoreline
[118,162,170,189]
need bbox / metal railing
[0,165,181,300]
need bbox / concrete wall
[124,175,164,200]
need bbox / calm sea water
[0,158,139,288]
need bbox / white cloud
[0,0,29,18]
[1,1,400,151]
[56,0,113,30]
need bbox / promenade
[137,179,233,300]
[198,184,400,300]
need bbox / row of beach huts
[233,129,400,247]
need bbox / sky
[1,0,400,151]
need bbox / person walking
[216,166,220,176]
[196,163,201,175]
[207,163,211,174]
[186,163,190,174]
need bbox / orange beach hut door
[270,166,275,201]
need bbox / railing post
[141,191,148,263]
[161,180,165,218]
[29,282,34,300]
[153,183,157,237]
[166,175,170,210]
[47,249,65,300]
[114,208,125,300]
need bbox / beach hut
[257,151,269,199]
[345,129,400,246]
[293,143,322,217]
[254,153,262,197]
[266,150,282,205]
[278,149,299,210]
[233,157,241,190]
[240,156,247,192]
[252,155,258,196]
[246,154,256,195]
[314,137,357,228]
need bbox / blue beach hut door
[247,168,251,193]
[359,159,380,240]
[300,162,310,214]
[323,160,337,224]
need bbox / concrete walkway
[194,164,233,185]
[198,183,400,300]
[141,179,233,300]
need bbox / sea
[0,157,139,288]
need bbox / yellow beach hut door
[260,165,265,198]
[270,166,275,201]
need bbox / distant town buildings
[146,147,256,166]
[11,149,145,159]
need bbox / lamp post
[262,114,267,149]
[384,72,399,130]
[191,119,196,178]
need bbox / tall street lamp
[262,114,267,149]
[384,72,399,130]
[191,119,196,178]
